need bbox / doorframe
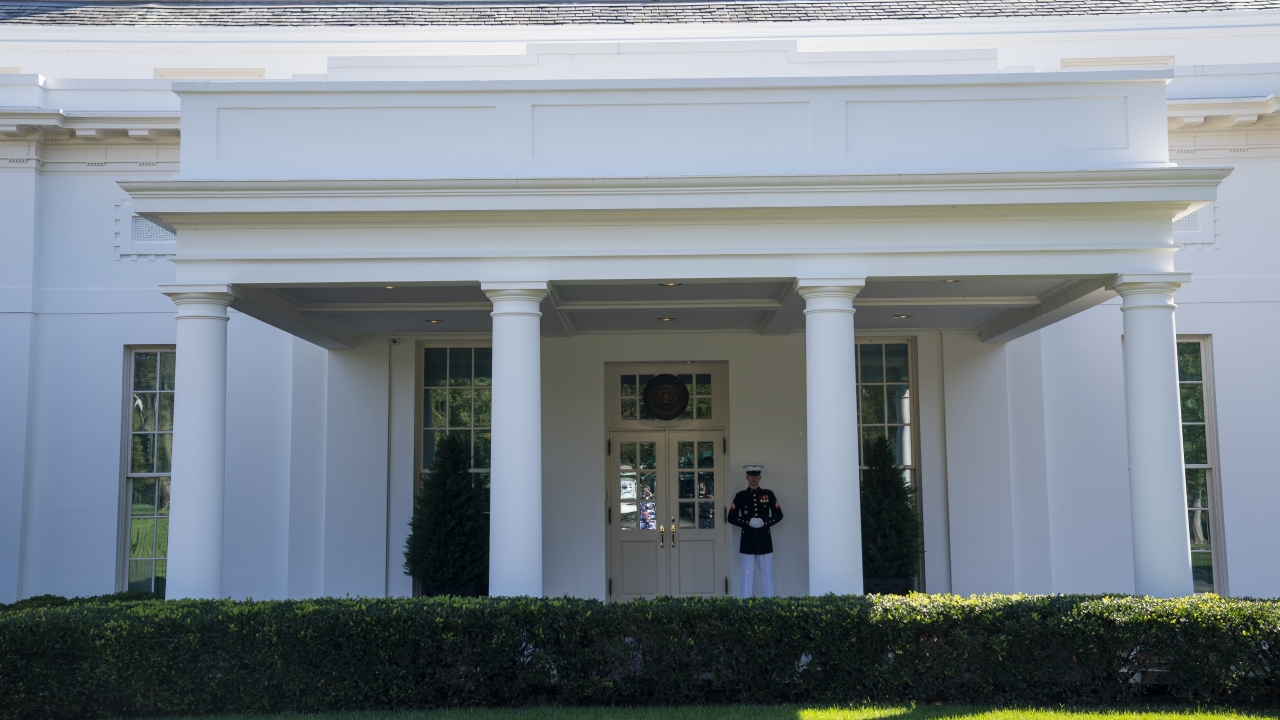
[604,362,731,601]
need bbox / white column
[482,281,548,597]
[1115,273,1194,598]
[798,278,865,595]
[160,284,237,599]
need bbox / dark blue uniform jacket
[728,487,783,555]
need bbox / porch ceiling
[248,275,1107,345]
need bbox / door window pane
[679,472,695,499]
[639,442,657,470]
[697,441,714,468]
[638,502,657,530]
[620,502,638,530]
[697,471,714,499]
[678,502,696,528]
[698,501,716,529]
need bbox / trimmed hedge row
[1,594,1277,719]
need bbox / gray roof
[2,0,1278,26]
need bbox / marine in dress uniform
[727,465,783,598]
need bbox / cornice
[1167,94,1280,159]
[121,167,1229,229]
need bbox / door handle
[659,525,665,548]
[670,516,677,547]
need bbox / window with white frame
[856,339,922,586]
[1178,338,1226,594]
[122,348,174,597]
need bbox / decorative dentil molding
[1168,95,1280,158]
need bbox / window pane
[423,348,448,387]
[1177,342,1203,382]
[697,441,714,468]
[130,518,156,558]
[695,397,712,420]
[678,501,695,528]
[859,344,884,383]
[860,385,886,424]
[890,426,912,466]
[425,389,447,428]
[1191,552,1214,593]
[157,477,170,516]
[639,472,656,501]
[155,434,172,473]
[422,430,437,470]
[679,472,695,499]
[154,561,167,599]
[1185,469,1208,508]
[860,426,887,460]
[698,471,714,499]
[678,442,694,469]
[473,389,492,428]
[132,393,156,432]
[886,385,910,424]
[158,352,176,392]
[638,502,656,530]
[639,400,653,421]
[620,502,638,530]
[620,473,637,501]
[128,560,154,593]
[1180,384,1205,423]
[473,348,492,387]
[449,348,473,387]
[695,374,711,395]
[677,374,693,386]
[131,478,156,515]
[133,353,157,391]
[639,442,656,470]
[473,432,490,470]
[449,388,473,427]
[621,375,637,397]
[698,501,716,529]
[157,393,174,432]
[1183,424,1208,465]
[619,442,637,471]
[621,398,637,420]
[131,434,155,474]
[1189,509,1212,551]
[884,344,910,383]
[638,374,654,389]
[155,518,169,558]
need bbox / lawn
[162,705,1279,720]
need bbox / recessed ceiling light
[424,319,443,324]
[892,314,913,319]
[384,286,395,289]
[657,317,677,322]
[659,283,683,287]
[685,361,693,364]
[943,279,961,283]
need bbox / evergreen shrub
[1,594,1277,719]
[860,436,924,581]
[404,431,489,596]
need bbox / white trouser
[739,552,775,598]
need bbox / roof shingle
[1,0,1278,26]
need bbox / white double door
[608,430,729,600]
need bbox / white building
[2,0,1279,604]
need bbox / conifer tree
[860,435,924,580]
[404,432,488,596]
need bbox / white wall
[321,338,390,598]
[222,312,293,600]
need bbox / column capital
[483,281,548,318]
[1111,273,1191,311]
[797,278,865,315]
[161,284,239,319]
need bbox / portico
[124,65,1226,600]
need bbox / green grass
[161,705,1280,720]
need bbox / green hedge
[1,594,1277,719]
